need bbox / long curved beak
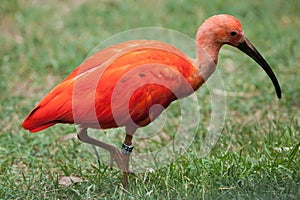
[237,38,281,99]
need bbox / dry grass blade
[56,133,77,143]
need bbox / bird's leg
[121,133,134,188]
[77,127,135,188]
[77,128,128,172]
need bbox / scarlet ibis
[22,14,281,187]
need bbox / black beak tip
[277,90,282,99]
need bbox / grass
[0,0,299,199]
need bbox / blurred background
[0,0,299,199]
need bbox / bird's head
[196,14,281,99]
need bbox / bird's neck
[195,30,223,81]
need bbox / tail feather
[22,119,57,132]
[22,80,74,132]
[22,103,58,132]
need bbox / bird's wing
[90,47,199,129]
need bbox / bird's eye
[230,31,237,37]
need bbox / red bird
[22,14,281,187]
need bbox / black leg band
[121,143,134,155]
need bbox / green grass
[1,0,299,199]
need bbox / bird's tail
[22,104,58,132]
[22,77,76,133]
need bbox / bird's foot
[108,143,134,188]
[109,143,133,174]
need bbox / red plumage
[22,40,204,133]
